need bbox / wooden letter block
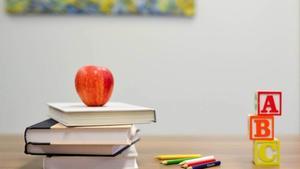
[253,138,280,166]
[249,115,274,140]
[257,91,282,116]
[254,93,258,112]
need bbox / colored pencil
[187,161,221,169]
[161,158,198,165]
[181,156,216,167]
[182,159,216,168]
[156,154,202,160]
[179,155,215,165]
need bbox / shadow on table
[20,158,42,169]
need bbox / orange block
[249,114,274,140]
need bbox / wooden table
[0,135,299,169]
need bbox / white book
[25,134,140,156]
[25,119,138,145]
[48,102,156,126]
[43,146,138,169]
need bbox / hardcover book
[25,119,139,145]
[24,119,140,156]
[43,146,139,169]
[48,102,156,126]
[25,138,139,156]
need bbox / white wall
[0,0,299,135]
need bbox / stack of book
[24,102,156,169]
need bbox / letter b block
[253,138,280,166]
[249,115,274,140]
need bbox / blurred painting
[6,0,195,16]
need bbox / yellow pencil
[156,154,202,160]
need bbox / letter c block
[253,138,280,166]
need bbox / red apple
[75,65,114,106]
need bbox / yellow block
[253,138,280,166]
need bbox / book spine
[153,110,157,122]
[23,127,29,154]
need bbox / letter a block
[253,138,280,166]
[257,91,282,116]
[249,115,274,140]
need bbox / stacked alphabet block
[248,91,282,166]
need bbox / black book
[24,119,140,156]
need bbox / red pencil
[182,159,216,168]
[181,156,215,168]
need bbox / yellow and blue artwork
[6,0,195,16]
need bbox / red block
[249,115,274,140]
[257,91,282,116]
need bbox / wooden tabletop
[0,135,299,169]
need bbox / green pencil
[161,158,197,165]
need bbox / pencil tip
[161,161,166,164]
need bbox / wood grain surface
[0,135,299,169]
